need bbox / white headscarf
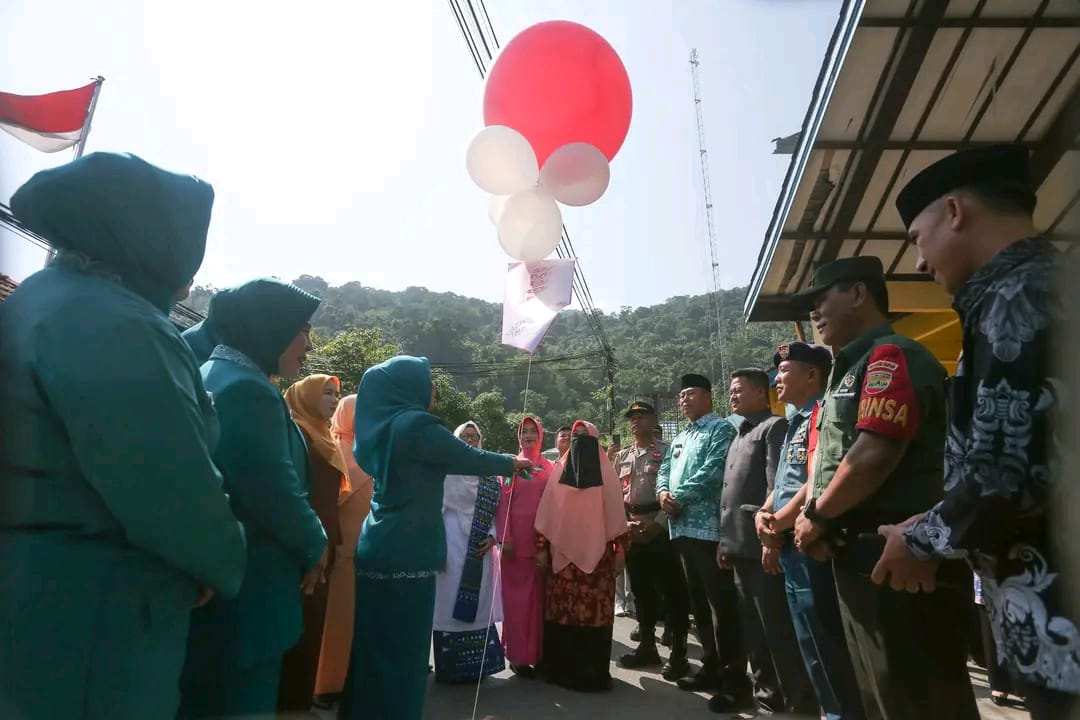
[453,420,483,448]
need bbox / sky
[1,0,841,310]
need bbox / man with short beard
[872,144,1079,719]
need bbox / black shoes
[510,663,537,678]
[676,667,722,691]
[618,641,662,669]
[660,632,689,681]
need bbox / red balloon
[483,21,632,169]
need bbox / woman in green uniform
[178,278,329,718]
[0,153,247,720]
[340,355,532,720]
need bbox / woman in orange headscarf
[314,393,374,706]
[279,374,348,712]
[534,420,630,692]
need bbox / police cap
[625,401,657,418]
[895,144,1034,228]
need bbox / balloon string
[471,354,533,720]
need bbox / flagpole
[44,76,103,267]
[73,76,104,161]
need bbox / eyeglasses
[460,433,480,442]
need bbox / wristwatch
[802,497,831,527]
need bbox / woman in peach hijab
[534,420,630,692]
[313,393,374,706]
[278,374,347,711]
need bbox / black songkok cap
[680,373,712,392]
[895,144,1034,228]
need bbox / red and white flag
[501,259,577,354]
[0,79,101,153]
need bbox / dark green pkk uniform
[0,153,247,720]
[178,278,329,718]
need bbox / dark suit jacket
[718,411,788,560]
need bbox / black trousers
[626,532,690,633]
[733,556,818,714]
[976,604,1014,695]
[833,556,979,720]
[672,537,747,690]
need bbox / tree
[432,371,472,431]
[309,326,399,394]
[470,391,518,454]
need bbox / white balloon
[497,189,563,261]
[488,194,510,226]
[466,125,539,195]
[538,142,611,206]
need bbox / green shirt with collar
[656,413,736,542]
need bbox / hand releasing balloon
[466,125,539,195]
[484,21,633,167]
[539,142,610,207]
[497,189,562,262]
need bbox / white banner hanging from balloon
[500,258,577,354]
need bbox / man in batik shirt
[873,144,1078,720]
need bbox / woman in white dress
[432,421,507,683]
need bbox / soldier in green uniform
[790,256,978,720]
[615,402,691,679]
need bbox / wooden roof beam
[817,0,947,266]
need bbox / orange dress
[314,398,374,696]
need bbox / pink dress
[495,417,554,668]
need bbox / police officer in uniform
[615,402,691,680]
[791,256,978,720]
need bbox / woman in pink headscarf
[495,416,555,676]
[534,420,629,692]
[313,394,374,706]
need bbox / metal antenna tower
[689,49,729,393]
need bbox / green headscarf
[10,152,213,313]
[211,278,320,376]
[182,291,224,365]
[353,355,435,481]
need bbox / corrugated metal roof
[743,0,1079,372]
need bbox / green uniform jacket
[0,267,248,719]
[811,323,948,530]
[183,352,329,677]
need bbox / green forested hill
[186,277,798,453]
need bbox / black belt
[626,501,661,515]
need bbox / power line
[446,0,620,431]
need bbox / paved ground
[309,617,1029,719]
